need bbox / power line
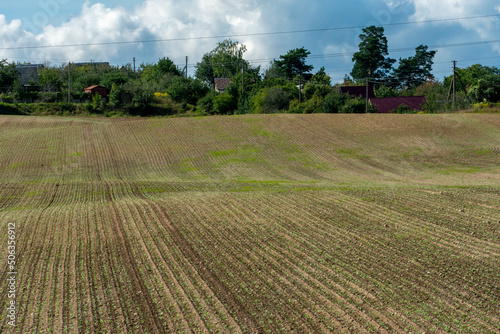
[1,14,499,51]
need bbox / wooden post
[67,62,71,104]
[365,77,369,113]
[452,60,456,105]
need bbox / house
[338,85,426,113]
[369,96,427,113]
[16,64,45,87]
[214,78,232,93]
[85,85,108,98]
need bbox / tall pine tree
[393,45,436,89]
[351,26,395,83]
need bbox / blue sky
[1,0,499,83]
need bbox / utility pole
[133,57,136,72]
[446,60,470,107]
[67,62,71,104]
[365,68,372,113]
[365,77,369,113]
[447,61,457,107]
[241,59,244,95]
[452,60,456,105]
[185,56,188,77]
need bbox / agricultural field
[0,113,499,333]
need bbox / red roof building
[85,85,108,98]
[338,85,426,113]
[214,78,232,93]
[369,96,427,113]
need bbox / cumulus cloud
[0,3,145,64]
[134,0,265,63]
[0,0,271,67]
[0,15,30,52]
[408,0,500,50]
[1,0,498,76]
[33,3,147,62]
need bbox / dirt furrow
[239,192,445,332]
[310,189,498,259]
[119,200,198,332]
[63,207,80,333]
[141,195,244,332]
[308,191,500,311]
[41,209,66,333]
[105,192,164,333]
[280,191,499,332]
[161,193,362,332]
[93,203,130,333]
[15,207,57,333]
[192,197,354,332]
[216,194,398,333]
[180,200,303,333]
[353,189,500,256]
[158,200,258,333]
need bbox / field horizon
[1,113,499,333]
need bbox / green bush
[0,92,16,103]
[469,75,500,103]
[340,97,375,113]
[0,103,25,115]
[374,85,401,97]
[167,77,209,105]
[302,83,333,100]
[302,92,324,114]
[213,92,237,115]
[393,104,415,114]
[39,91,63,103]
[321,91,348,113]
[251,86,294,114]
[288,99,304,113]
[197,90,218,114]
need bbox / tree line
[0,26,499,116]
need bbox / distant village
[12,61,427,114]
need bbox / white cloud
[132,0,266,64]
[33,3,144,61]
[0,0,270,66]
[1,0,498,73]
[408,0,500,52]
[0,15,23,36]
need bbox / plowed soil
[0,114,499,333]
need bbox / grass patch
[437,166,484,175]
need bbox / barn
[369,96,427,113]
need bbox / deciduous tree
[0,59,19,93]
[141,57,181,83]
[195,39,250,84]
